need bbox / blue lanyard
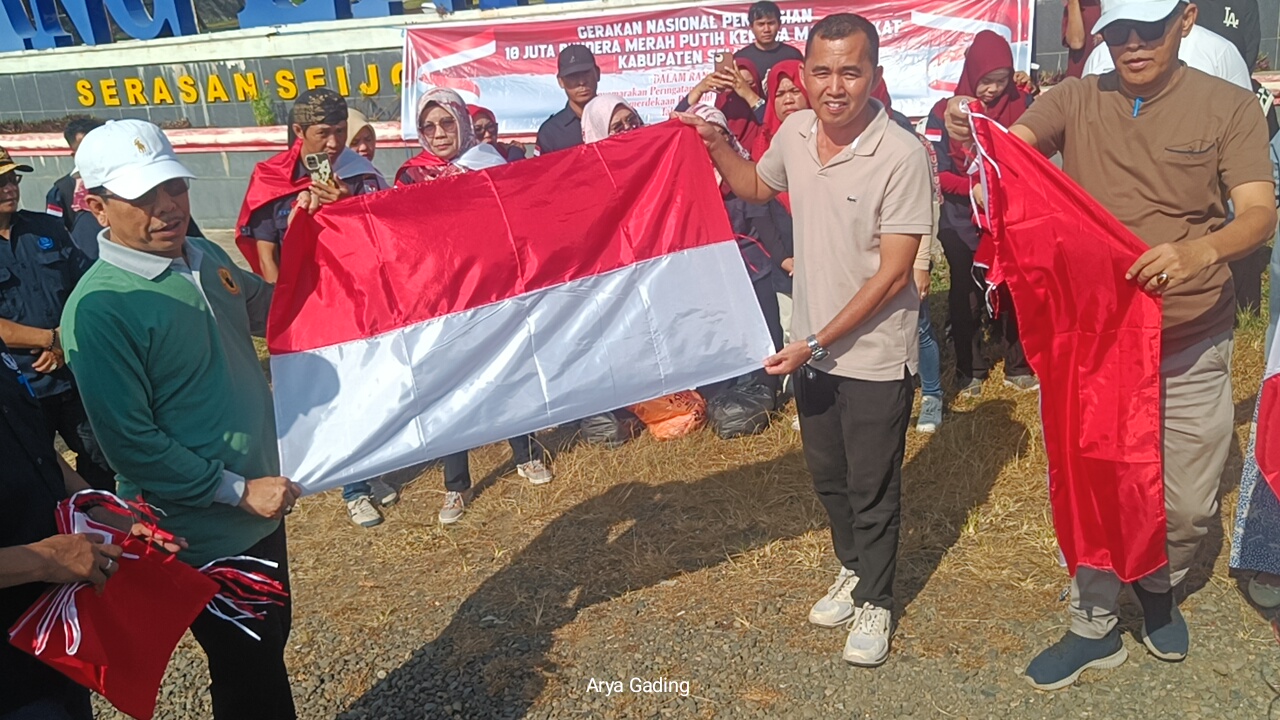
[2,352,34,398]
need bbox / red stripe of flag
[268,121,733,355]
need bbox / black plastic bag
[706,378,775,439]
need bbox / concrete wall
[1262,0,1280,72]
[17,146,420,228]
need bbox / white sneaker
[808,567,859,627]
[346,496,383,528]
[916,395,943,433]
[843,603,893,667]
[439,491,467,525]
[370,479,399,507]
[517,460,554,485]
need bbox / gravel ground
[79,231,1277,719]
[89,435,1279,720]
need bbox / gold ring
[1156,273,1169,286]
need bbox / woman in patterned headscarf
[391,87,554,524]
[395,87,507,186]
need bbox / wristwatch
[806,334,829,362]
[751,97,766,111]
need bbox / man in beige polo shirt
[679,13,933,667]
[948,0,1275,691]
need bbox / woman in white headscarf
[580,94,643,144]
[395,87,507,186]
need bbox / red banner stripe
[267,121,733,355]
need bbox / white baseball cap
[1092,0,1181,34]
[75,119,194,200]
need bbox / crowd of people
[1,0,1278,717]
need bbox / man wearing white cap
[1080,3,1253,90]
[947,0,1275,691]
[60,119,301,718]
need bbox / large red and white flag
[267,123,775,493]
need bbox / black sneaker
[1132,584,1188,661]
[1024,630,1127,691]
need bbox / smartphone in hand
[303,153,335,187]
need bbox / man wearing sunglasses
[947,0,1275,690]
[1080,1,1252,90]
[0,147,116,493]
[60,119,303,718]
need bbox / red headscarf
[929,30,1027,171]
[467,105,496,124]
[716,58,763,155]
[753,59,807,159]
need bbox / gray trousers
[1070,330,1234,639]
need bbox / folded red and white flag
[268,122,775,492]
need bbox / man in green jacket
[61,119,301,720]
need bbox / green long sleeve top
[62,234,279,566]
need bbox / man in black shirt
[734,1,804,88]
[44,117,103,235]
[0,149,114,491]
[1192,0,1259,69]
[535,45,599,154]
[0,337,184,720]
[0,337,123,720]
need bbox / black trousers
[188,523,295,720]
[796,366,912,610]
[39,390,114,490]
[442,434,544,492]
[938,230,1030,381]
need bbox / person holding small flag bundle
[63,119,302,718]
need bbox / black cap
[557,44,597,78]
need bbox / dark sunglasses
[609,113,643,136]
[419,117,458,136]
[0,173,22,188]
[473,122,498,138]
[1100,7,1180,47]
[98,177,190,207]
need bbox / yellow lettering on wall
[100,79,120,106]
[152,77,175,105]
[336,66,349,96]
[75,79,95,107]
[233,72,259,101]
[275,69,297,100]
[123,77,147,105]
[206,75,230,103]
[177,76,199,103]
[391,62,403,89]
[303,67,326,90]
[357,64,379,96]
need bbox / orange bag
[628,391,707,440]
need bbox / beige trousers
[1070,330,1234,639]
